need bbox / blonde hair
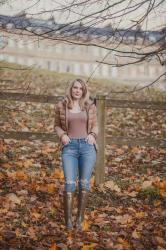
[64,78,90,109]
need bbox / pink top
[68,110,88,139]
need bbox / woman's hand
[86,133,96,145]
[61,134,70,145]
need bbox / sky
[0,0,165,31]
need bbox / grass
[111,176,131,190]
[137,187,161,203]
[1,60,166,101]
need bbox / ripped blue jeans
[61,138,97,192]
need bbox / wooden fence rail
[1,92,166,109]
[0,92,62,104]
[0,132,165,148]
[0,92,166,184]
[105,99,166,110]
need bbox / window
[18,40,24,48]
[55,62,60,72]
[47,61,51,70]
[18,57,24,65]
[8,56,15,63]
[8,39,15,47]
[66,65,70,72]
[26,58,34,66]
[73,63,80,74]
[0,54,4,60]
[111,67,117,78]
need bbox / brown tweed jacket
[54,100,98,150]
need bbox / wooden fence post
[95,95,106,185]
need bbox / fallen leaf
[27,227,38,240]
[127,191,138,197]
[49,243,57,250]
[7,193,21,205]
[23,159,34,168]
[153,200,161,206]
[51,169,64,179]
[15,228,22,237]
[0,139,7,152]
[47,183,55,193]
[155,236,166,245]
[160,189,166,198]
[82,219,90,231]
[115,214,133,224]
[117,237,131,250]
[135,212,145,218]
[104,180,121,192]
[57,243,68,250]
[31,212,41,220]
[90,176,95,188]
[132,229,141,239]
[142,180,153,189]
[0,172,5,180]
[16,171,28,180]
[157,246,166,250]
[82,245,98,250]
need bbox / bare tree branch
[0,0,165,93]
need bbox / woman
[54,78,98,230]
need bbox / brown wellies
[63,191,74,230]
[75,190,89,230]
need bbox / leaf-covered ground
[0,139,166,250]
[0,62,166,249]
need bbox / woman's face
[71,81,83,100]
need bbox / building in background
[0,14,165,85]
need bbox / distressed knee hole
[79,179,89,190]
[79,179,88,184]
[65,180,76,192]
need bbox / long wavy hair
[64,78,90,109]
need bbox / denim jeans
[61,138,97,192]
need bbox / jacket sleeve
[54,103,66,139]
[90,104,98,138]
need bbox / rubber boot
[76,190,89,230]
[63,191,74,230]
